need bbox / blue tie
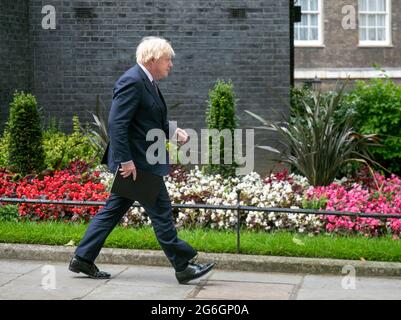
[152,80,159,97]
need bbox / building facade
[0,0,291,174]
[295,0,401,88]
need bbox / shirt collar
[138,63,154,83]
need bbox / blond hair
[136,36,175,64]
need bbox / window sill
[295,44,326,48]
[358,43,394,48]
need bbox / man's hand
[175,128,189,144]
[119,160,137,180]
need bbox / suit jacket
[101,64,176,176]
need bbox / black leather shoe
[69,256,110,279]
[175,262,215,284]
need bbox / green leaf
[292,237,305,246]
[257,145,281,154]
[64,239,75,246]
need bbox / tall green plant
[204,80,237,177]
[0,127,10,168]
[245,86,381,186]
[291,85,358,126]
[80,95,109,159]
[7,92,45,175]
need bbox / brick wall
[0,0,31,128]
[2,0,291,174]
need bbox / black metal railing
[1,191,401,253]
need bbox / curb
[0,243,400,278]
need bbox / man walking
[69,36,215,284]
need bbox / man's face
[151,55,173,80]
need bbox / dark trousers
[75,182,197,271]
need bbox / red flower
[2,161,109,222]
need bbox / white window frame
[295,0,324,47]
[358,0,392,47]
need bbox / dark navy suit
[75,64,197,271]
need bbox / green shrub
[349,78,401,175]
[7,92,45,175]
[43,116,99,170]
[0,129,10,168]
[0,205,19,222]
[204,80,237,177]
[1,114,99,171]
[246,85,380,186]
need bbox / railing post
[236,189,241,254]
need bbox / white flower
[120,167,324,232]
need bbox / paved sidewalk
[1,259,401,300]
[1,243,401,277]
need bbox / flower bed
[121,166,319,233]
[2,161,401,236]
[121,166,401,236]
[0,161,108,222]
[306,172,401,236]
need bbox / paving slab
[83,283,197,300]
[0,259,42,274]
[295,275,401,300]
[2,258,401,300]
[0,260,127,300]
[108,265,185,287]
[192,280,295,300]
[2,244,401,278]
[0,273,21,287]
[209,270,303,285]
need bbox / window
[359,0,391,46]
[295,0,324,46]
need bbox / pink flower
[306,171,401,236]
